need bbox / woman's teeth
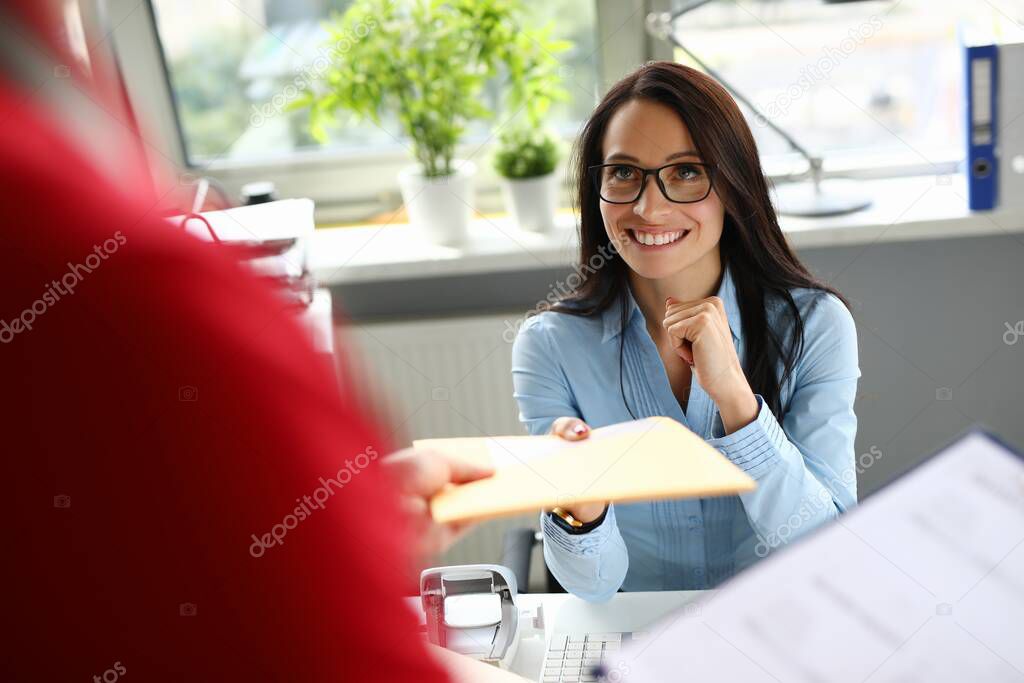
[630,229,689,246]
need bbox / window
[150,0,600,166]
[666,0,1024,172]
[138,0,1020,222]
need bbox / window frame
[111,0,960,225]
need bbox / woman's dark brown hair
[555,60,849,418]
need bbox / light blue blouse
[511,266,860,602]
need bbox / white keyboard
[541,631,644,682]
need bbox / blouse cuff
[540,503,618,556]
[707,394,784,480]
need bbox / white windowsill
[309,174,1024,286]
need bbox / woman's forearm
[716,385,759,435]
[712,368,760,435]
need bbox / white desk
[408,590,706,681]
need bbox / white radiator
[339,313,545,586]
[342,313,523,440]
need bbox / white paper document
[612,430,1024,682]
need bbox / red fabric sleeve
[1,83,447,682]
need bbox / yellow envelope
[414,416,757,524]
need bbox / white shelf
[309,175,1024,285]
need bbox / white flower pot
[397,159,476,246]
[501,172,558,233]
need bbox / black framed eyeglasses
[588,162,715,204]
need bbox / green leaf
[297,0,574,173]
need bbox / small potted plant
[296,0,568,246]
[494,126,562,233]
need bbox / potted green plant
[296,0,569,246]
[494,126,562,233]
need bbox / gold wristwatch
[550,506,584,528]
[549,505,608,535]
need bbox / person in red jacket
[1,3,520,681]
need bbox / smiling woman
[511,61,862,600]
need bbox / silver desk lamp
[646,0,874,217]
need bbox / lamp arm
[646,9,820,175]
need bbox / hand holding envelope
[382,447,495,562]
[414,416,756,525]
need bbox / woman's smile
[625,226,693,249]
